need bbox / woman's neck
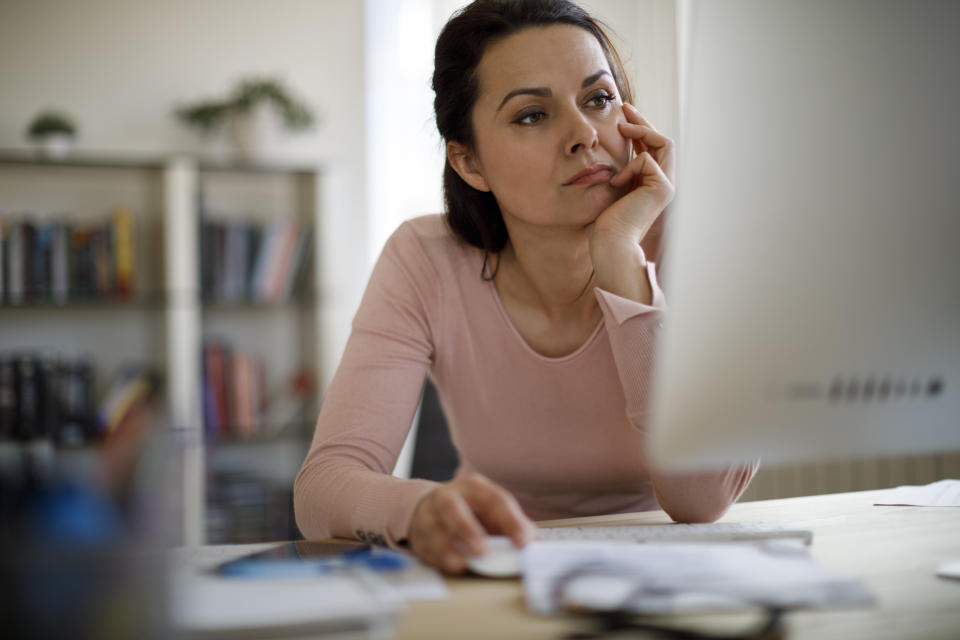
[495,223,596,320]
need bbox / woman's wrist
[590,232,652,304]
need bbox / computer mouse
[465,535,523,578]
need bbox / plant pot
[230,102,281,164]
[35,133,74,159]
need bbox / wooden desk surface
[396,489,960,640]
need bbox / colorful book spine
[261,220,298,303]
[112,207,135,299]
[97,365,154,434]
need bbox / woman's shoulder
[387,214,479,273]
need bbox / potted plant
[175,100,231,137]
[26,110,78,159]
[175,100,233,161]
[228,78,314,163]
[175,77,315,163]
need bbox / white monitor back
[648,0,960,471]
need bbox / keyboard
[536,521,813,545]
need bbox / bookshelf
[0,150,325,545]
[196,163,321,544]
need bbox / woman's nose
[564,110,599,155]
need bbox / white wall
[0,0,369,381]
[0,1,362,161]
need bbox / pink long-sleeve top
[294,214,757,546]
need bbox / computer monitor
[647,0,960,471]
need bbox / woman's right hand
[407,471,537,574]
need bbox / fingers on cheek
[612,155,646,186]
[622,102,643,123]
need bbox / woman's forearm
[650,461,759,523]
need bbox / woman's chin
[578,184,623,221]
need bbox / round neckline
[483,271,604,364]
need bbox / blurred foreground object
[0,373,174,639]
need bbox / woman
[294,0,757,574]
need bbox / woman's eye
[515,110,546,125]
[587,93,615,108]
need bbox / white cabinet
[0,151,325,545]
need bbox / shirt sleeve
[595,261,758,522]
[293,222,441,547]
[594,260,666,430]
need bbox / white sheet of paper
[170,570,399,636]
[874,479,960,507]
[168,543,446,637]
[523,540,873,615]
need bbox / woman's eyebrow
[582,69,611,87]
[497,87,551,112]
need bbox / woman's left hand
[589,104,675,302]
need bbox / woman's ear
[447,141,490,192]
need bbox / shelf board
[197,159,322,176]
[201,297,315,311]
[0,148,323,175]
[0,295,168,311]
[0,148,165,171]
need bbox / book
[231,352,255,438]
[112,207,135,299]
[0,219,6,304]
[245,225,262,300]
[200,220,216,300]
[57,359,94,447]
[71,223,95,299]
[51,222,69,304]
[15,356,40,440]
[222,221,250,302]
[0,356,17,440]
[97,365,157,434]
[7,222,24,304]
[91,225,112,297]
[281,230,310,301]
[249,220,282,303]
[203,343,232,439]
[19,221,36,302]
[32,222,54,302]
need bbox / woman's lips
[564,164,614,186]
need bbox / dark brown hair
[432,0,633,255]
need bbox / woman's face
[461,24,631,233]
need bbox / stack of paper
[874,479,960,507]
[523,540,873,616]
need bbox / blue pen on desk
[218,546,412,579]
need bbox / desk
[396,489,960,639]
